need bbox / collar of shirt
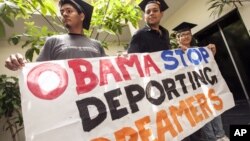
[143,25,167,37]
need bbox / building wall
[163,0,250,36]
[238,3,250,34]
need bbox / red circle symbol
[27,63,68,100]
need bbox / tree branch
[95,0,111,40]
[26,0,59,32]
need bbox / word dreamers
[27,48,211,100]
[89,88,223,141]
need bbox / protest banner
[19,47,235,141]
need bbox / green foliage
[0,0,19,37]
[170,32,179,49]
[0,0,58,36]
[0,75,22,141]
[0,0,62,61]
[90,0,141,42]
[0,19,5,37]
[207,0,250,17]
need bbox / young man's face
[60,3,84,29]
[177,30,193,46]
[144,3,163,26]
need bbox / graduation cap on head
[173,22,197,33]
[59,0,93,30]
[139,0,168,12]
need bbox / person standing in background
[173,22,229,141]
[127,0,171,53]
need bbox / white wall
[238,3,250,34]
[163,0,240,35]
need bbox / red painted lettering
[99,59,123,86]
[68,59,98,94]
[116,55,145,80]
[144,55,161,76]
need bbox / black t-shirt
[128,25,171,53]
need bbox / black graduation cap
[139,0,169,12]
[173,22,197,33]
[59,0,93,30]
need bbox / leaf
[46,5,56,16]
[36,0,45,7]
[5,1,19,9]
[0,3,5,13]
[34,46,40,55]
[8,36,21,45]
[41,7,47,15]
[21,40,32,48]
[1,14,14,27]
[25,48,35,62]
[0,20,5,38]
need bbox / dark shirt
[128,25,171,53]
[36,34,106,61]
